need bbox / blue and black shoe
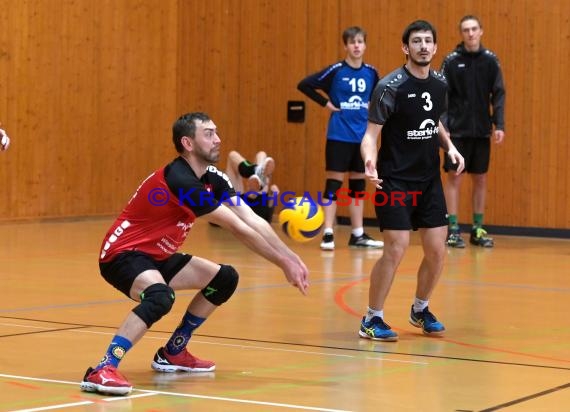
[359,316,398,341]
[446,227,466,248]
[409,306,446,336]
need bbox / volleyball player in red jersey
[80,112,308,396]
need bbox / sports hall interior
[0,1,568,411]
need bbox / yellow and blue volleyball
[278,196,324,242]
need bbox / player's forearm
[437,122,453,152]
[245,212,301,263]
[360,134,377,164]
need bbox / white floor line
[1,373,349,412]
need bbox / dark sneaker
[446,227,465,248]
[320,233,334,250]
[151,347,215,373]
[409,306,445,336]
[470,227,494,247]
[80,365,132,396]
[348,233,383,249]
[358,316,398,341]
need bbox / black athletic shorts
[99,251,192,298]
[443,137,490,174]
[374,177,448,231]
[325,140,365,173]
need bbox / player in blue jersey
[298,26,383,251]
[358,20,464,341]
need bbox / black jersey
[368,66,447,182]
[440,43,505,138]
[100,157,236,262]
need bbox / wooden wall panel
[0,0,568,229]
[302,0,340,200]
[0,0,178,219]
[232,0,308,193]
[176,0,240,154]
[299,0,570,229]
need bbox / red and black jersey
[368,66,448,182]
[99,157,235,262]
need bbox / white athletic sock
[413,298,429,313]
[352,227,364,237]
[323,228,333,235]
[365,307,384,322]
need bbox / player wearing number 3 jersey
[358,20,464,342]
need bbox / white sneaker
[254,157,275,187]
[348,233,383,249]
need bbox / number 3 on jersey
[421,92,433,111]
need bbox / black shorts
[443,138,490,174]
[240,193,275,223]
[374,177,448,231]
[99,251,192,298]
[325,140,365,173]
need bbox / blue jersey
[298,61,379,143]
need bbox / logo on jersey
[406,119,439,140]
[206,165,234,189]
[176,221,194,238]
[340,95,368,110]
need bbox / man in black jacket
[441,15,505,248]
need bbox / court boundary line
[477,382,570,412]
[1,316,568,370]
[0,373,351,412]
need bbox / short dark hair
[342,26,366,45]
[402,20,437,45]
[172,112,211,153]
[459,15,482,30]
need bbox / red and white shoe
[151,347,216,373]
[80,365,132,396]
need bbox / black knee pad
[348,179,366,198]
[133,284,175,328]
[201,264,239,306]
[324,179,343,201]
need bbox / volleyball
[278,196,324,242]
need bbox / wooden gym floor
[0,218,568,411]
